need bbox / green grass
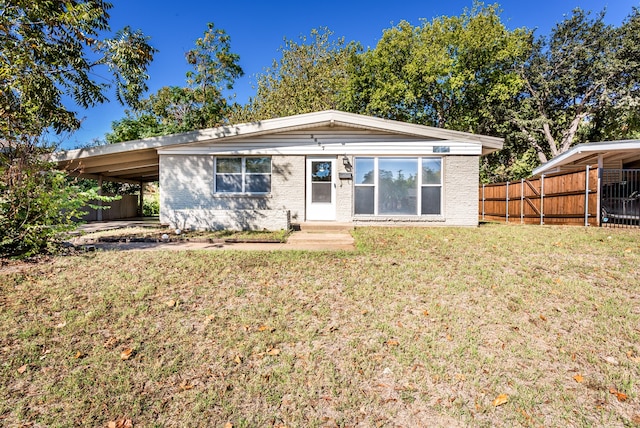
[1,224,639,427]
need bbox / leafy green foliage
[0,0,156,139]
[107,23,243,143]
[0,139,114,258]
[511,8,640,163]
[342,3,531,134]
[235,27,360,122]
[142,190,160,216]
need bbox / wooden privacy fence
[81,194,139,221]
[479,167,599,226]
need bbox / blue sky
[60,0,640,149]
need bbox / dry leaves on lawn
[492,394,509,407]
[609,387,628,402]
[107,418,133,428]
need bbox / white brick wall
[269,155,306,222]
[336,155,354,222]
[160,154,297,230]
[160,154,479,230]
[443,156,479,226]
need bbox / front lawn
[1,225,639,427]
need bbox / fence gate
[600,169,640,228]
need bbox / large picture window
[215,157,271,194]
[354,157,442,216]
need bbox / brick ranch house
[53,110,503,230]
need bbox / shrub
[0,144,111,258]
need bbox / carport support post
[139,181,144,217]
[597,155,604,226]
[97,175,103,221]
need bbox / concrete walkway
[71,219,355,252]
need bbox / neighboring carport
[480,139,640,227]
[531,140,640,175]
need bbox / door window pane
[312,183,332,203]
[311,161,332,182]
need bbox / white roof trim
[532,140,640,176]
[53,110,503,162]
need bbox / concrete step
[286,231,354,249]
[294,222,355,232]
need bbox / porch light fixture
[342,155,352,170]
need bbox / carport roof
[52,110,504,183]
[531,140,640,176]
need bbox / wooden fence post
[520,179,524,224]
[540,174,545,225]
[482,184,485,221]
[505,181,509,223]
[585,165,590,227]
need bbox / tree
[234,27,360,122]
[342,3,531,134]
[0,1,156,257]
[511,8,639,164]
[586,7,640,142]
[107,23,243,143]
[1,0,155,139]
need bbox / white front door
[306,157,336,221]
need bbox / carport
[51,138,164,220]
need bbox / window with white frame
[354,157,442,215]
[214,157,271,194]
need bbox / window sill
[354,215,445,222]
[211,193,272,199]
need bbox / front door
[306,157,336,220]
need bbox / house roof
[531,140,640,176]
[52,110,504,183]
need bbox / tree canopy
[106,23,243,143]
[342,3,531,134]
[510,8,640,164]
[232,27,360,123]
[1,0,156,140]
